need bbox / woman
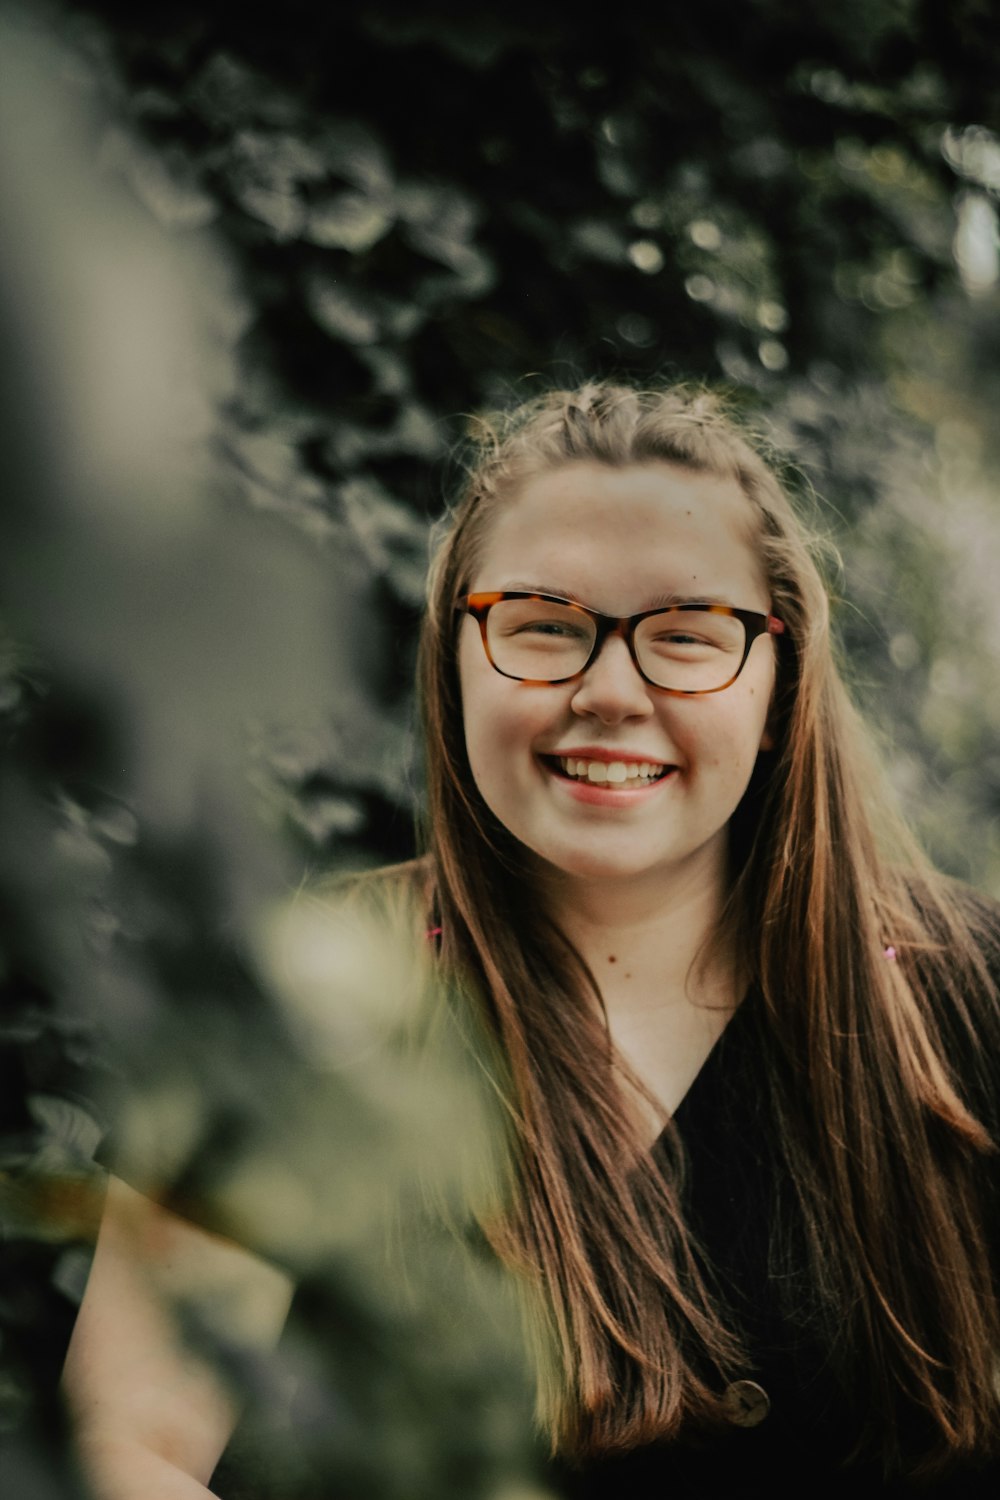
[65,380,1000,1495]
[413,380,1000,1492]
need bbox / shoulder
[904,872,1000,985]
[253,858,438,1062]
[951,880,1000,972]
[306,855,436,929]
[944,878,1000,1041]
[883,868,1000,1052]
[899,873,1000,1123]
[280,856,436,955]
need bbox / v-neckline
[649,984,756,1152]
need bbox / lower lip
[540,759,678,806]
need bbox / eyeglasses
[456,591,785,696]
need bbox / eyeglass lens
[485,598,746,691]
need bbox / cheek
[459,631,551,748]
[462,689,541,781]
[690,689,772,778]
[458,641,520,790]
[740,661,777,754]
[462,700,499,789]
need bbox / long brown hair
[414,381,1000,1478]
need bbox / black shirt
[550,985,1000,1497]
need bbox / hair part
[416,380,1000,1477]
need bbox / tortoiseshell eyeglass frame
[455,591,786,696]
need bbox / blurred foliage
[25,0,998,882]
[1,0,1000,1495]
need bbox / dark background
[1,1,999,1495]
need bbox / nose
[569,632,654,723]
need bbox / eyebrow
[499,581,735,610]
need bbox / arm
[62,1175,294,1500]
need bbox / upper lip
[545,747,675,765]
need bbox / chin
[532,845,658,883]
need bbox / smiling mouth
[543,755,674,787]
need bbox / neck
[539,839,737,1019]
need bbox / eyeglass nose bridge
[575,606,668,687]
[576,612,645,682]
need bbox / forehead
[468,460,768,610]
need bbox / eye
[638,608,743,658]
[516,620,588,639]
[649,629,720,649]
[487,598,595,654]
[657,630,701,645]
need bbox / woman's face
[456,461,777,894]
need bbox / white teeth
[557,756,668,785]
